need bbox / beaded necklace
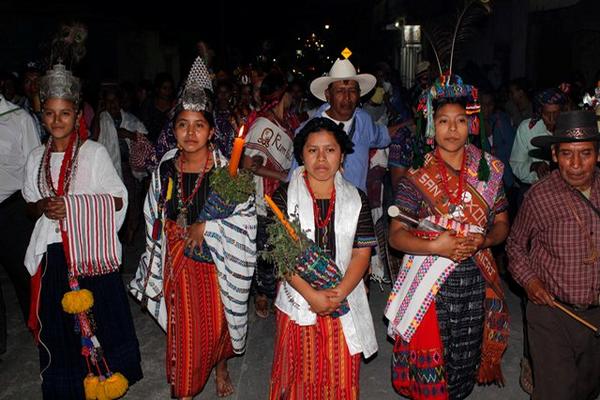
[175,152,210,229]
[435,147,467,220]
[37,132,81,198]
[303,171,336,251]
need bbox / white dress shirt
[0,94,41,202]
[509,118,550,184]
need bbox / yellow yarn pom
[104,372,129,399]
[96,380,109,400]
[84,374,99,400]
[61,289,94,314]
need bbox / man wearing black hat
[507,110,600,400]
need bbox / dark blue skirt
[38,243,143,400]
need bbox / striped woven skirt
[436,259,485,400]
[164,220,234,398]
[269,310,360,400]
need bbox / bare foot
[215,360,234,397]
[254,294,270,319]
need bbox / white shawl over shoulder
[275,167,378,358]
[129,149,257,354]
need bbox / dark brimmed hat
[531,110,600,147]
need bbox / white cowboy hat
[309,58,376,102]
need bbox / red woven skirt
[269,310,361,400]
[164,220,234,398]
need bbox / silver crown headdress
[39,63,81,105]
[181,56,213,112]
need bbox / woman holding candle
[130,58,257,399]
[385,75,510,400]
[242,70,300,318]
[268,117,378,399]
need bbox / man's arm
[369,120,391,149]
[509,121,545,184]
[20,111,41,154]
[506,191,554,305]
[506,193,539,287]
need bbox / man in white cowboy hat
[507,110,600,400]
[291,51,390,192]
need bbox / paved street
[0,236,531,399]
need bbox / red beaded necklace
[435,147,467,206]
[303,171,336,228]
[39,132,80,197]
[175,152,210,228]
[177,153,210,203]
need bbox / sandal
[254,295,270,319]
[519,357,534,395]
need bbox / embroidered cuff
[354,236,377,248]
[196,191,237,222]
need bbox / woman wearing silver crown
[129,57,257,399]
[22,63,142,399]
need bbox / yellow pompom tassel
[61,289,94,314]
[104,372,129,399]
[96,380,109,400]
[84,374,99,400]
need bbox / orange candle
[229,125,245,177]
[264,195,298,241]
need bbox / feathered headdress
[415,0,492,180]
[39,22,88,106]
[50,22,88,69]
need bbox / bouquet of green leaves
[196,167,255,221]
[185,168,255,260]
[262,214,349,318]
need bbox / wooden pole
[553,301,599,336]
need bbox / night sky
[2,0,599,91]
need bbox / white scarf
[275,167,377,357]
[129,149,257,354]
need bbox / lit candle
[229,125,245,177]
[264,195,298,241]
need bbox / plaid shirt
[507,169,600,306]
